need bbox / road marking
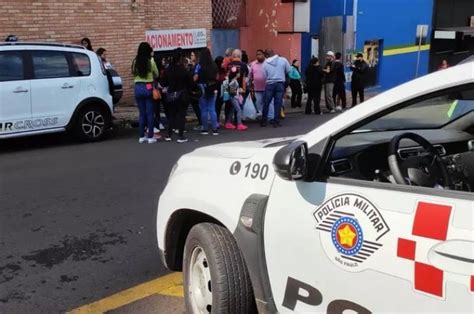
[68,272,184,314]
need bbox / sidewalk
[113,91,378,128]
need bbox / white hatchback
[0,42,122,141]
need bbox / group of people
[130,41,370,144]
[131,43,299,144]
[288,51,368,115]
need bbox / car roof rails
[0,42,86,49]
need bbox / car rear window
[32,50,70,79]
[0,51,24,82]
[71,52,91,76]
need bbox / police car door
[265,168,473,312]
[264,153,473,312]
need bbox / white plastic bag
[242,96,258,121]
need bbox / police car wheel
[74,106,109,142]
[183,223,256,314]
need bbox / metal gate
[319,16,344,62]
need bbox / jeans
[351,83,365,106]
[333,82,347,108]
[290,80,302,108]
[167,97,187,138]
[199,91,218,130]
[215,83,224,121]
[135,83,155,138]
[255,91,274,119]
[191,100,201,126]
[324,83,336,111]
[306,86,322,114]
[263,82,285,123]
[227,97,242,125]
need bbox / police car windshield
[354,89,474,133]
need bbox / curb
[112,110,306,129]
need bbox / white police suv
[157,62,474,313]
[0,42,122,141]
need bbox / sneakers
[164,136,172,142]
[153,127,160,133]
[224,123,236,129]
[212,129,219,136]
[147,138,157,144]
[177,137,189,143]
[330,109,336,113]
[336,106,343,112]
[153,133,162,140]
[201,130,209,135]
[138,137,147,144]
[237,124,248,131]
[193,125,203,131]
[159,123,165,130]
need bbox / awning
[434,27,474,39]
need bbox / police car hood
[190,136,299,159]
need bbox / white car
[0,42,122,141]
[157,62,474,313]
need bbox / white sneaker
[336,106,342,112]
[154,127,160,133]
[147,138,157,144]
[138,137,147,143]
[330,109,336,113]
[159,123,165,130]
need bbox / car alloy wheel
[188,246,213,314]
[82,110,105,138]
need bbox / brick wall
[0,0,212,105]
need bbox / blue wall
[211,29,240,58]
[302,0,434,90]
[356,0,433,89]
[356,0,433,49]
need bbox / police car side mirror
[273,141,308,181]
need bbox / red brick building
[0,0,212,104]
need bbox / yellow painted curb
[67,272,184,314]
[383,44,431,56]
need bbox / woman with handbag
[132,42,159,144]
[162,49,193,143]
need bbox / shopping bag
[242,96,258,120]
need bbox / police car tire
[73,105,109,142]
[183,223,257,314]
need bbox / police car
[157,61,474,313]
[0,42,122,141]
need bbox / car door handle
[61,83,74,89]
[13,88,29,93]
[428,240,474,276]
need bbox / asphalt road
[0,113,333,313]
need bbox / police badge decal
[313,193,390,272]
